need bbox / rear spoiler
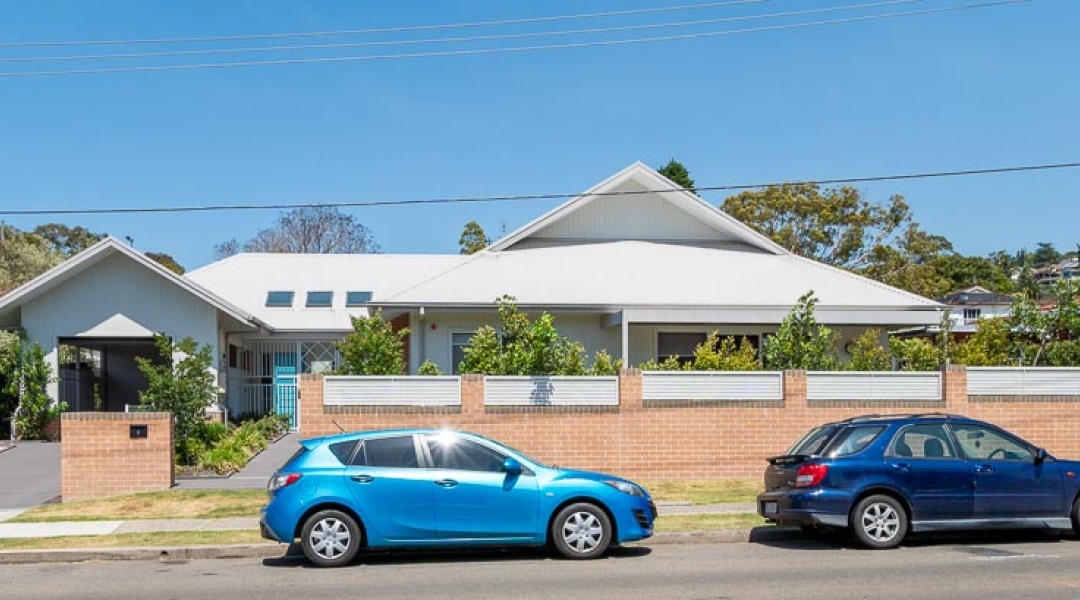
[767,454,812,466]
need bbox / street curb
[0,543,287,565]
[644,527,797,545]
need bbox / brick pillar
[298,374,324,436]
[619,368,643,411]
[784,370,808,409]
[942,364,968,414]
[461,374,484,415]
[61,412,174,502]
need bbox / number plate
[763,501,779,515]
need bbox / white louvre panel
[807,372,942,402]
[968,368,1080,396]
[484,376,619,406]
[324,376,461,406]
[642,371,783,401]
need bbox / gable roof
[487,162,789,254]
[0,237,264,330]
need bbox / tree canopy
[657,159,696,193]
[216,207,379,257]
[459,221,491,255]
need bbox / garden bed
[176,414,290,478]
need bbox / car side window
[329,440,358,465]
[425,435,507,472]
[887,424,956,459]
[951,425,1033,462]
[826,426,885,457]
[360,436,421,468]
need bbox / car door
[950,424,1063,519]
[342,434,437,543]
[422,433,539,541]
[883,423,973,522]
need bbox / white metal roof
[185,253,467,331]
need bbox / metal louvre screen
[324,376,461,406]
[968,368,1080,396]
[806,372,942,402]
[484,376,619,406]
[641,371,783,401]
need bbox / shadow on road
[262,543,652,569]
[750,525,1071,551]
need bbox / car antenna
[332,420,345,433]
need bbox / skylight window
[306,291,334,308]
[345,291,373,307]
[265,291,295,308]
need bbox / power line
[0,0,777,48]
[0,0,1032,78]
[2,160,1076,217]
[0,0,927,64]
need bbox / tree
[931,253,1014,294]
[458,221,491,255]
[7,339,63,440]
[32,223,104,256]
[848,329,892,371]
[220,207,380,255]
[950,318,1012,366]
[1009,279,1080,366]
[336,310,408,375]
[861,224,955,298]
[657,159,696,193]
[1031,242,1061,267]
[888,337,941,371]
[0,232,62,295]
[762,292,839,370]
[136,334,217,465]
[214,239,241,259]
[145,252,185,275]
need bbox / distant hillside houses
[940,285,1015,332]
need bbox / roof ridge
[783,253,942,307]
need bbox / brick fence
[298,366,1080,480]
[61,412,174,502]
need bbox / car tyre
[851,495,907,550]
[1072,496,1080,537]
[300,509,361,568]
[551,503,612,560]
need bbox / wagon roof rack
[839,413,967,423]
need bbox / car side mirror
[503,457,522,474]
[1035,448,1048,465]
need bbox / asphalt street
[4,532,1080,600]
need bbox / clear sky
[0,0,1077,271]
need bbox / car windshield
[785,426,837,456]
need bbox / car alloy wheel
[552,503,612,560]
[851,495,907,550]
[301,509,361,567]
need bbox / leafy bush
[460,296,592,376]
[888,337,941,371]
[336,310,408,375]
[949,318,1012,366]
[692,334,761,371]
[136,334,216,466]
[763,292,839,371]
[638,355,685,371]
[587,350,621,376]
[1043,340,1080,367]
[418,361,443,376]
[0,333,20,439]
[10,341,63,440]
[191,414,285,475]
[847,329,892,371]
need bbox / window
[360,436,420,468]
[786,426,837,456]
[425,435,507,472]
[827,426,885,457]
[228,344,239,369]
[451,332,475,375]
[963,308,981,322]
[951,424,1033,461]
[888,424,956,459]
[265,291,295,308]
[306,291,333,308]
[345,291,373,307]
[657,332,707,365]
[329,440,358,465]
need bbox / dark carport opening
[57,337,167,412]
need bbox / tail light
[795,464,828,488]
[269,473,302,492]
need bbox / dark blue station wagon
[758,414,1080,548]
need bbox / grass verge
[0,530,267,551]
[644,479,762,505]
[10,490,267,523]
[654,513,767,533]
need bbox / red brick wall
[299,367,1080,480]
[61,413,174,502]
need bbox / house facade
[940,285,1014,333]
[0,163,943,423]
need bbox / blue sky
[0,0,1077,270]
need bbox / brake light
[795,464,828,488]
[268,472,302,492]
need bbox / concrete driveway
[0,441,61,519]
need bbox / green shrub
[10,341,63,440]
[336,310,408,375]
[417,361,443,376]
[847,329,892,371]
[691,334,761,371]
[763,292,839,371]
[949,318,1013,366]
[1043,340,1080,366]
[137,334,216,465]
[587,350,621,376]
[639,356,685,371]
[460,296,588,376]
[888,337,941,371]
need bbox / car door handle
[434,479,458,488]
[351,474,374,483]
[890,463,911,472]
[975,465,995,474]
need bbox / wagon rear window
[827,426,886,457]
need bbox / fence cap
[62,412,172,421]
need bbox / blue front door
[422,434,539,540]
[885,423,973,521]
[344,435,437,543]
[273,352,298,428]
[951,424,1064,518]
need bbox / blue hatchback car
[758,414,1080,549]
[261,429,656,566]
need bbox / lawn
[643,479,762,505]
[9,490,267,523]
[654,513,766,533]
[0,530,267,551]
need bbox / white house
[0,162,943,422]
[940,285,1014,333]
